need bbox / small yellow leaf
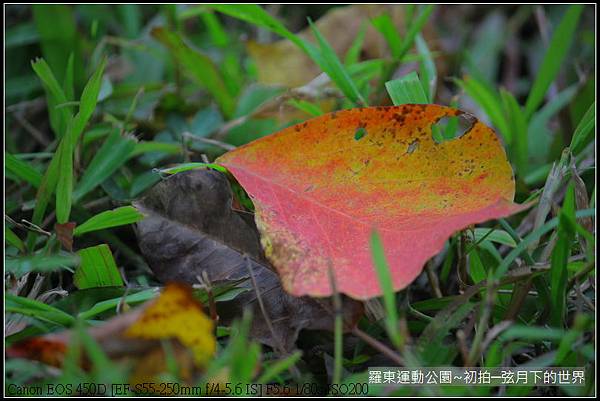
[125,283,215,366]
[129,346,195,394]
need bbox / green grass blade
[494,208,595,279]
[5,227,25,252]
[385,71,429,105]
[201,11,230,48]
[74,206,144,237]
[152,27,236,117]
[56,58,107,224]
[374,5,434,103]
[287,99,324,117]
[207,4,307,51]
[308,19,366,106]
[31,58,72,138]
[555,315,590,364]
[55,124,74,224]
[372,13,402,59]
[418,301,475,365]
[549,183,576,327]
[74,244,124,289]
[63,52,75,101]
[468,247,487,284]
[528,84,578,161]
[6,293,76,327]
[455,76,511,145]
[500,89,528,175]
[498,325,565,342]
[396,5,434,62]
[469,228,517,248]
[416,34,436,102]
[75,322,115,376]
[257,351,302,383]
[347,59,386,82]
[5,253,80,278]
[73,130,137,202]
[5,153,42,188]
[68,57,107,145]
[26,144,63,249]
[570,101,595,154]
[117,4,142,38]
[440,239,455,285]
[77,288,159,320]
[370,230,402,349]
[131,141,182,157]
[157,162,228,176]
[524,5,583,119]
[498,217,553,312]
[529,84,579,129]
[209,4,364,105]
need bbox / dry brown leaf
[55,222,76,251]
[134,169,364,350]
[247,5,408,87]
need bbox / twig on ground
[425,260,443,298]
[467,278,498,366]
[456,329,470,367]
[6,215,52,237]
[352,326,405,366]
[480,320,513,356]
[196,271,219,324]
[183,132,237,151]
[504,276,534,321]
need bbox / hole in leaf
[354,127,367,141]
[407,139,419,154]
[431,114,475,144]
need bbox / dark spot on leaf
[394,113,406,125]
[406,139,419,154]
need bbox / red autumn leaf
[217,104,527,300]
